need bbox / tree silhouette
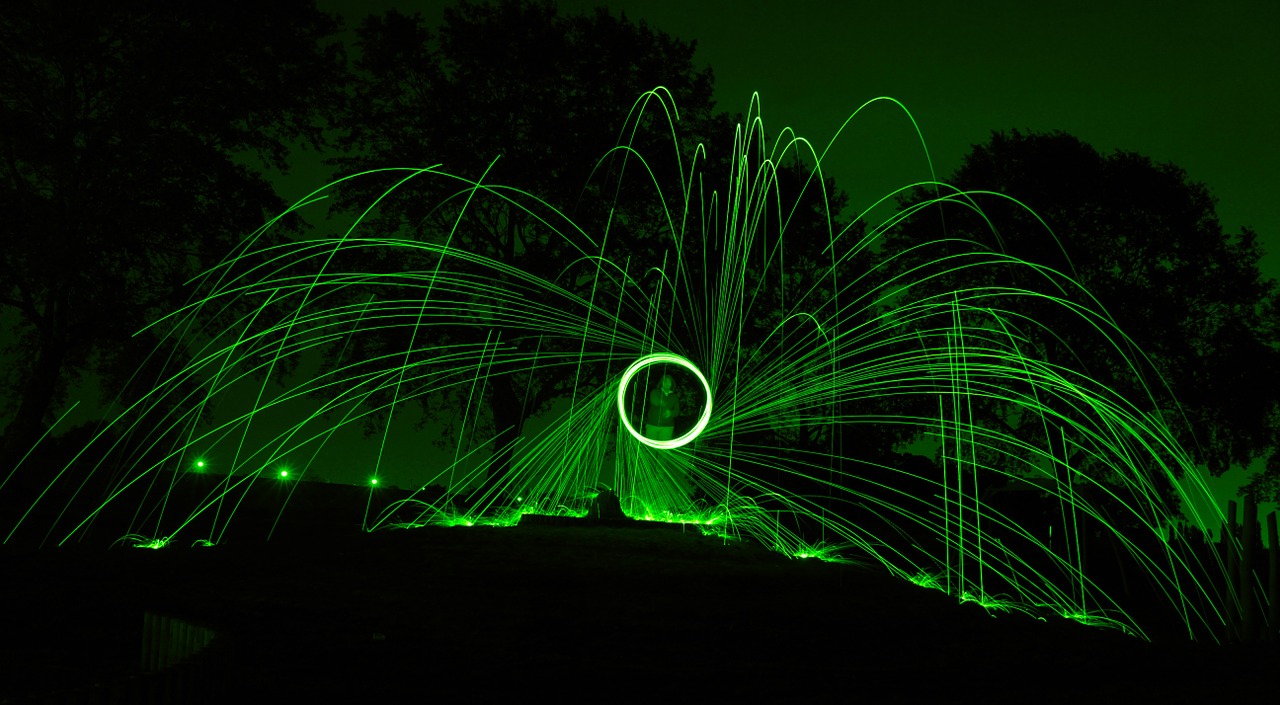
[1242,449,1280,503]
[321,0,728,498]
[0,1,348,469]
[878,129,1280,506]
[687,140,871,503]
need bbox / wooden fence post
[1268,510,1278,641]
[1240,494,1257,642]
[1225,500,1239,642]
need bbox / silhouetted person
[644,374,680,441]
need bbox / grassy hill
[3,517,1275,702]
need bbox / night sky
[251,0,1280,521]
[293,0,1279,277]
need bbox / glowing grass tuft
[909,571,946,592]
[115,534,171,550]
[782,540,857,563]
[959,591,1017,615]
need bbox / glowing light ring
[617,353,713,449]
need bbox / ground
[1,521,1275,702]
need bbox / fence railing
[3,611,217,705]
[1221,497,1279,643]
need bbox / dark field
[3,515,1276,703]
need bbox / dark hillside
[2,519,1274,702]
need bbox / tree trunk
[473,372,523,506]
[469,202,526,506]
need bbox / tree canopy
[0,0,348,467]
[877,129,1280,500]
[320,0,736,494]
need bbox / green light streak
[909,570,945,592]
[3,89,1246,643]
[617,352,713,448]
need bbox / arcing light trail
[617,353,712,449]
[3,90,1243,643]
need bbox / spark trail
[3,90,1240,643]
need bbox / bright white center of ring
[617,353,712,449]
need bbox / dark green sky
[306,0,1279,278]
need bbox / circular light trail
[616,353,713,449]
